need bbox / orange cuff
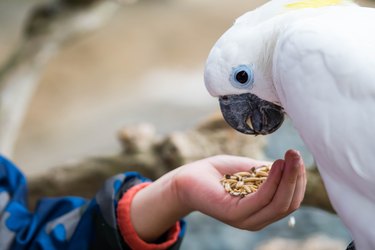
[117,182,181,250]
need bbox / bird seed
[220,165,270,197]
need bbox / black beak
[219,93,285,135]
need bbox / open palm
[174,150,306,231]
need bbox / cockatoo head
[204,0,352,135]
[204,4,285,136]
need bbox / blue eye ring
[230,65,254,89]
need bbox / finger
[233,159,284,217]
[270,149,302,212]
[269,154,306,223]
[290,161,307,213]
[288,162,306,212]
[239,150,303,229]
[292,154,306,210]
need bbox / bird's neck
[252,17,287,105]
[256,9,332,105]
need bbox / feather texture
[272,12,375,249]
[204,2,375,249]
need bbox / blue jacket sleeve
[0,156,185,250]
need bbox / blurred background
[1,0,374,249]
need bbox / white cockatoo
[204,0,375,249]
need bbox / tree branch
[28,115,334,213]
[304,166,335,213]
[0,0,120,157]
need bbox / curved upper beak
[219,93,285,135]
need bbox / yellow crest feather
[286,0,343,9]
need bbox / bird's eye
[230,65,254,89]
[236,70,248,84]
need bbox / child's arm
[0,156,184,250]
[125,150,305,243]
[0,149,305,250]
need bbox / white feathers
[204,1,375,249]
[273,7,375,182]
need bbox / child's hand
[130,150,305,242]
[173,149,306,231]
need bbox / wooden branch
[28,153,163,209]
[28,115,334,213]
[28,114,266,208]
[304,166,335,213]
[0,0,120,157]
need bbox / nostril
[221,96,229,101]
